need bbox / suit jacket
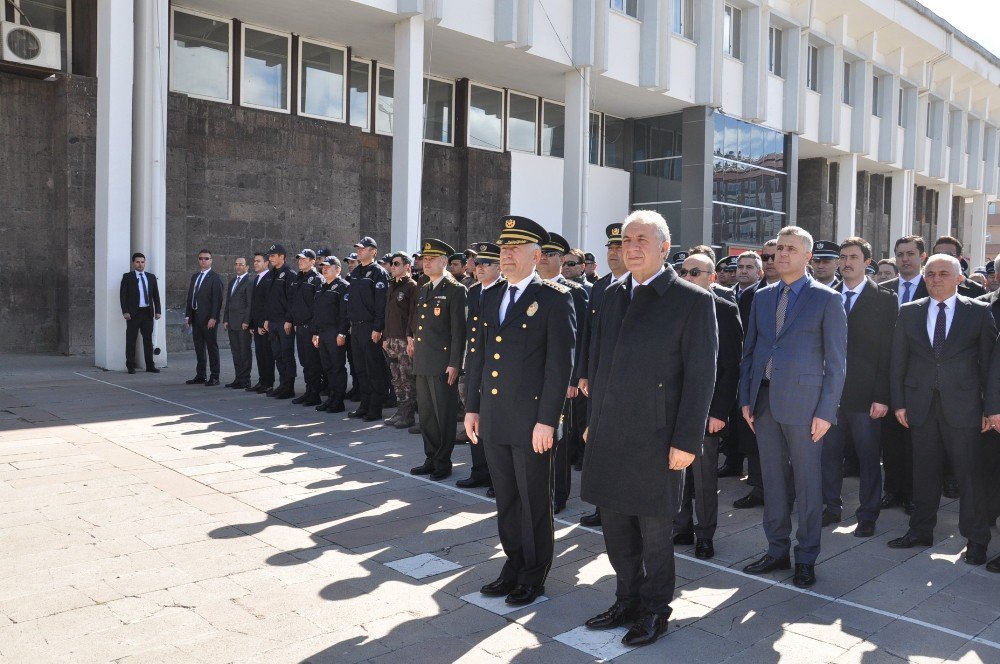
[465,274,575,446]
[412,275,468,376]
[249,271,270,328]
[838,279,898,412]
[736,280,764,330]
[890,295,996,428]
[709,294,743,423]
[739,276,848,425]
[581,268,718,517]
[119,270,161,317]
[555,274,589,383]
[711,283,737,303]
[224,273,253,328]
[579,271,621,381]
[882,275,928,302]
[185,270,224,322]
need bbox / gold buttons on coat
[418,325,423,330]
[496,336,502,342]
[417,337,422,341]
[491,371,498,377]
[494,353,500,360]
[522,324,527,329]
[491,388,498,395]
[421,314,425,319]
[473,316,478,321]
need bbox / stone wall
[796,157,836,243]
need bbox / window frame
[169,6,234,104]
[296,37,348,123]
[239,22,293,114]
[672,0,693,39]
[374,63,396,136]
[466,81,507,153]
[767,25,782,77]
[723,4,742,60]
[842,60,852,106]
[348,56,372,132]
[505,90,539,155]
[872,74,881,118]
[603,114,626,170]
[590,111,603,166]
[422,74,456,146]
[610,0,640,19]
[540,98,567,158]
[13,0,72,71]
[806,44,819,92]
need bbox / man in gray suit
[739,226,848,588]
[224,257,254,389]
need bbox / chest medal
[526,301,538,317]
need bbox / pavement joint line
[74,371,1000,651]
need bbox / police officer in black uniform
[465,215,575,607]
[289,249,323,406]
[314,248,334,396]
[346,236,391,421]
[264,244,297,398]
[811,241,842,289]
[312,256,351,413]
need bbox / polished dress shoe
[695,538,714,560]
[672,532,694,546]
[505,584,544,606]
[854,521,876,538]
[942,477,959,499]
[291,392,309,404]
[145,367,160,373]
[733,491,764,509]
[743,554,791,574]
[410,463,434,476]
[301,391,321,406]
[553,500,566,515]
[456,476,491,489]
[585,601,640,630]
[822,512,841,527]
[362,412,383,422]
[580,510,601,527]
[965,542,988,566]
[273,387,294,399]
[247,382,263,392]
[887,532,933,549]
[327,401,346,413]
[348,409,367,419]
[792,563,816,588]
[185,377,206,385]
[621,611,670,647]
[879,493,903,509]
[265,387,278,397]
[486,487,496,498]
[127,368,136,374]
[717,463,742,478]
[430,468,452,481]
[231,381,250,389]
[255,384,271,394]
[987,554,1000,573]
[225,380,240,388]
[480,578,516,597]
[204,378,220,386]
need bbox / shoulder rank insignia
[542,279,570,294]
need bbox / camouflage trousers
[383,337,416,419]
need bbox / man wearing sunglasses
[383,252,419,429]
[184,250,224,386]
[561,249,592,294]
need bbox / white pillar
[834,154,858,242]
[562,67,590,248]
[391,15,424,252]
[969,195,988,268]
[94,0,135,370]
[131,0,169,367]
[694,0,720,107]
[889,169,914,242]
[936,183,953,239]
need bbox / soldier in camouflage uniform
[383,252,419,428]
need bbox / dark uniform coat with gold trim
[412,274,468,376]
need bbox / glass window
[349,59,371,131]
[590,112,602,165]
[768,26,782,77]
[170,9,232,102]
[241,26,290,112]
[507,92,538,154]
[299,40,346,121]
[806,45,819,92]
[925,100,933,139]
[423,77,453,144]
[673,0,693,39]
[723,4,741,60]
[898,88,906,127]
[611,0,639,18]
[542,101,565,158]
[842,61,852,105]
[604,115,626,169]
[872,75,881,117]
[468,84,504,151]
[375,65,395,135]
[16,0,69,71]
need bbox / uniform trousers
[468,436,492,484]
[294,324,322,390]
[268,325,297,388]
[483,440,553,587]
[674,435,720,539]
[737,415,764,497]
[251,329,275,387]
[125,307,155,370]
[349,321,390,414]
[227,327,253,384]
[822,410,882,523]
[191,315,221,380]
[552,405,572,505]
[983,430,1000,524]
[415,373,458,472]
[316,329,347,402]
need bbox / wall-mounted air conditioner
[1,21,61,71]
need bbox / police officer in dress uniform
[263,244,298,399]
[346,236,391,421]
[465,216,576,607]
[289,249,324,406]
[811,241,842,289]
[312,257,351,413]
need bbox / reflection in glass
[542,102,565,158]
[19,0,68,70]
[604,116,626,169]
[590,112,601,165]
[632,159,683,206]
[300,42,345,120]
[423,78,453,143]
[349,60,370,130]
[468,85,504,150]
[507,93,537,153]
[243,28,289,110]
[172,11,231,101]
[376,67,394,134]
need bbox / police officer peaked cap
[987,262,996,275]
[584,252,596,262]
[717,255,739,271]
[865,263,876,275]
[975,266,989,276]
[473,242,500,262]
[464,248,479,259]
[605,223,623,246]
[346,252,359,261]
[448,253,465,263]
[354,236,378,249]
[671,251,689,267]
[542,232,570,255]
[812,241,839,258]
[267,244,287,255]
[420,238,455,258]
[379,253,392,263]
[296,248,317,259]
[316,248,332,258]
[497,215,548,246]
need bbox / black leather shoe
[887,533,933,549]
[225,381,239,388]
[965,542,988,566]
[717,463,742,478]
[232,382,250,389]
[880,493,903,509]
[348,409,367,419]
[822,512,841,527]
[734,491,764,509]
[793,563,816,588]
[480,578,516,597]
[410,463,434,476]
[743,554,791,574]
[315,399,333,412]
[854,521,876,538]
[621,611,670,647]
[362,412,383,422]
[695,538,714,559]
[186,377,206,385]
[327,401,346,413]
[301,391,321,406]
[146,367,160,373]
[942,477,959,499]
[585,601,640,630]
[580,510,601,527]
[673,532,694,546]
[265,388,278,397]
[256,384,272,394]
[273,387,294,399]
[553,501,566,515]
[486,487,496,498]
[505,584,544,606]
[247,382,263,392]
[291,392,309,404]
[127,368,136,374]
[204,378,220,386]
[986,554,1000,573]
[456,476,491,489]
[430,468,452,481]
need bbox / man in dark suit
[263,244,298,399]
[821,238,897,537]
[184,249,225,386]
[976,270,1000,573]
[311,257,351,413]
[464,216,575,608]
[888,254,995,566]
[119,252,161,374]
[933,235,987,297]
[247,252,275,393]
[739,226,848,588]
[223,256,254,389]
[673,253,742,561]
[411,238,468,481]
[580,211,717,647]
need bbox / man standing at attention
[223,256,253,389]
[383,252,419,429]
[247,252,275,393]
[347,236,391,421]
[119,252,161,374]
[184,249,224,387]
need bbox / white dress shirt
[231,273,244,296]
[926,293,958,344]
[256,270,267,286]
[841,279,866,313]
[897,274,922,305]
[623,267,665,297]
[135,270,149,307]
[499,273,535,323]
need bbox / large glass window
[468,84,504,151]
[170,8,232,102]
[632,114,683,217]
[241,26,290,112]
[15,0,69,71]
[768,26,782,77]
[806,45,819,92]
[872,75,881,117]
[375,65,395,135]
[604,115,626,169]
[842,61,852,105]
[349,58,371,131]
[673,0,693,39]
[590,112,602,165]
[423,77,454,144]
[723,4,742,60]
[611,0,639,18]
[507,92,537,154]
[542,101,565,158]
[298,40,346,121]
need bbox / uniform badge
[375,281,386,289]
[434,307,441,316]
[505,219,516,229]
[526,301,538,317]
[396,292,405,302]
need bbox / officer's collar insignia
[526,301,539,317]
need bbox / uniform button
[496,336,502,342]
[522,324,527,329]
[471,327,477,332]
[418,325,423,330]
[491,388,498,395]
[423,303,428,308]
[417,337,422,341]
[443,346,448,351]
[491,371,498,377]
[494,353,500,360]
[421,314,425,319]
[473,316,478,321]
[534,396,538,400]
[470,348,476,353]
[658,382,663,387]
[470,338,476,343]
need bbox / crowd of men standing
[120,214,1000,649]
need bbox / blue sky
[920,0,1000,60]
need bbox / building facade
[1,0,999,368]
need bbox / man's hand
[283,322,293,335]
[312,335,320,349]
[241,323,248,331]
[154,313,161,320]
[707,417,726,434]
[445,366,459,386]
[895,408,909,429]
[123,313,131,320]
[371,330,382,344]
[990,414,1000,431]
[811,417,831,442]
[668,447,696,470]
[464,413,480,445]
[223,322,229,330]
[742,405,755,433]
[207,318,217,330]
[257,327,266,335]
[263,321,269,332]
[983,417,991,433]
[531,423,556,454]
[566,386,579,399]
[578,378,589,397]
[183,317,190,330]
[336,334,346,347]
[869,402,888,419]
[582,427,588,443]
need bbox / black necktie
[502,286,518,324]
[844,291,855,314]
[192,272,205,309]
[139,273,150,308]
[933,301,947,356]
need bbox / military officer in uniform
[289,249,323,406]
[263,244,298,399]
[410,239,468,481]
[346,236,391,421]
[465,216,576,607]
[312,257,351,413]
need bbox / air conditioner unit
[1,21,61,71]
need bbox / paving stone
[385,552,463,579]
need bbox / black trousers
[294,324,322,390]
[983,431,1000,523]
[675,435,720,539]
[252,329,275,387]
[737,414,763,495]
[552,403,572,505]
[882,415,913,500]
[468,436,492,483]
[227,327,253,384]
[269,325,297,388]
[125,307,154,370]
[317,329,347,402]
[350,321,390,414]
[908,392,991,546]
[191,316,220,380]
[484,440,553,587]
[415,373,459,472]
[823,409,882,523]
[719,403,744,467]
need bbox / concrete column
[834,154,858,242]
[878,74,899,163]
[818,45,838,145]
[390,15,424,253]
[786,133,798,226]
[901,86,918,169]
[936,183,954,240]
[782,25,803,134]
[639,0,670,91]
[984,124,999,196]
[694,0,720,106]
[562,67,590,248]
[852,60,871,154]
[741,5,764,122]
[968,194,988,268]
[928,99,946,179]
[94,0,135,370]
[966,117,983,190]
[680,106,714,250]
[889,169,913,243]
[948,107,967,185]
[131,0,169,367]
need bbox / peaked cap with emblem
[812,240,839,259]
[605,223,623,246]
[542,232,570,255]
[473,242,500,262]
[420,238,455,258]
[671,251,689,267]
[497,215,548,246]
[717,255,739,271]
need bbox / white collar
[842,279,867,296]
[507,273,535,293]
[623,267,665,288]
[930,293,958,310]
[430,274,446,289]
[135,270,146,278]
[481,277,502,291]
[200,268,211,275]
[901,274,922,286]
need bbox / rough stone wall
[795,158,836,242]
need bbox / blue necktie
[901,281,912,304]
[844,291,855,314]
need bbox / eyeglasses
[678,267,713,277]
[542,251,561,258]
[198,256,212,261]
[761,254,776,262]
[390,261,404,267]
[562,261,582,267]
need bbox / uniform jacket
[249,271,270,328]
[709,294,743,423]
[739,276,848,426]
[184,269,224,322]
[581,268,718,517]
[579,271,623,381]
[555,274,589,383]
[223,273,253,328]
[288,268,321,325]
[412,274,468,376]
[465,274,575,444]
[120,270,161,317]
[385,276,419,340]
[312,277,351,335]
[837,278,898,412]
[465,278,506,356]
[346,262,390,330]
[891,294,996,428]
[263,264,296,327]
[736,280,764,330]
